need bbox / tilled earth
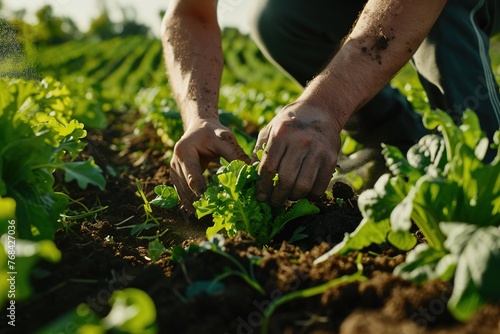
[3,113,500,334]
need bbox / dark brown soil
[3,111,500,334]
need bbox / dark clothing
[249,0,500,158]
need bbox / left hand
[253,100,342,207]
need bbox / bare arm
[302,0,448,128]
[162,0,221,124]
[255,0,447,206]
[162,0,249,210]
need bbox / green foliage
[86,4,151,40]
[149,185,178,209]
[0,197,61,307]
[262,253,366,334]
[315,109,500,321]
[38,288,157,334]
[0,233,61,304]
[134,87,183,147]
[0,77,105,240]
[193,157,320,245]
[123,180,162,236]
[33,5,81,45]
[171,234,265,296]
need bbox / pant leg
[412,0,500,161]
[249,0,427,152]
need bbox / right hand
[170,119,250,212]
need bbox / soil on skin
[3,111,500,334]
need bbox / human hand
[170,119,250,212]
[253,101,342,207]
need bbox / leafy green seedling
[117,180,161,236]
[261,253,366,334]
[172,234,265,297]
[139,229,170,262]
[287,226,309,244]
[193,154,320,245]
[149,185,178,209]
[0,77,106,240]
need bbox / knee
[248,0,279,48]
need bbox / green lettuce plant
[0,77,105,240]
[315,110,500,321]
[193,153,320,245]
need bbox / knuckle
[276,174,294,189]
[259,162,279,175]
[294,182,311,196]
[173,141,187,157]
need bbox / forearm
[162,1,222,128]
[300,0,447,129]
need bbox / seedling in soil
[261,253,367,334]
[172,234,265,298]
[287,226,309,244]
[38,288,157,334]
[116,180,161,236]
[59,195,108,225]
[193,151,320,245]
[118,181,177,237]
[137,229,170,262]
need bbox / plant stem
[215,249,265,295]
[60,205,108,221]
[261,254,367,334]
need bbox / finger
[251,126,270,163]
[308,154,338,199]
[173,142,206,197]
[256,137,285,203]
[214,129,251,164]
[268,146,306,206]
[169,162,197,213]
[288,159,318,201]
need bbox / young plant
[138,229,170,262]
[118,182,178,236]
[315,110,500,321]
[261,253,366,334]
[193,153,320,245]
[117,183,177,260]
[171,234,265,297]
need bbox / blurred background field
[1,0,499,144]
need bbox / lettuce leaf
[316,109,500,321]
[0,77,106,240]
[194,158,319,245]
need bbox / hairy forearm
[301,0,447,129]
[162,3,222,128]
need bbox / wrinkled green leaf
[316,109,500,322]
[150,185,178,209]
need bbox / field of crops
[1,6,500,334]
